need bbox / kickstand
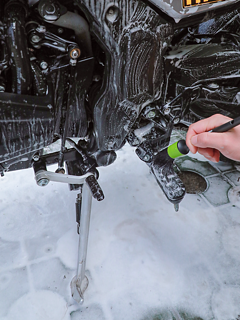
[34,165,104,304]
[71,182,92,304]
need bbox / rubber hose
[4,0,32,94]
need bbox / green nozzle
[167,140,189,159]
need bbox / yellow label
[183,0,225,8]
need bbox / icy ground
[1,140,240,320]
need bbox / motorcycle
[1,0,240,303]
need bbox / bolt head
[71,49,80,59]
[37,178,49,187]
[32,154,40,162]
[31,34,41,43]
[146,111,156,119]
[173,117,180,124]
[40,61,48,70]
[143,154,151,162]
[164,107,171,115]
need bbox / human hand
[186,114,240,162]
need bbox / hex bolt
[32,153,40,162]
[146,111,156,119]
[31,34,41,43]
[0,85,5,92]
[58,28,64,34]
[143,154,151,162]
[37,178,49,187]
[164,107,171,115]
[40,61,48,70]
[70,49,80,59]
[173,117,180,124]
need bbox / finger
[197,148,220,162]
[190,131,229,152]
[186,114,231,152]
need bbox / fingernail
[191,135,198,146]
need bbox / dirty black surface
[178,171,207,194]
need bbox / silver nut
[164,107,171,115]
[36,25,46,33]
[143,154,151,162]
[37,178,49,187]
[71,49,80,59]
[146,111,156,119]
[58,28,64,34]
[40,61,48,70]
[0,85,5,92]
[173,117,180,124]
[32,153,40,162]
[31,34,41,43]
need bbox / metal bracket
[34,169,104,303]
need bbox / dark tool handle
[211,116,240,133]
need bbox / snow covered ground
[1,137,240,320]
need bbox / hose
[4,0,32,94]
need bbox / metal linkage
[34,167,104,303]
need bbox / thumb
[191,132,226,150]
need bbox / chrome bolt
[143,154,151,162]
[31,34,41,43]
[36,25,46,33]
[71,49,80,59]
[37,178,49,187]
[164,107,171,115]
[47,104,53,109]
[32,153,40,162]
[173,117,180,124]
[146,111,156,119]
[40,61,48,70]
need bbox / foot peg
[149,143,187,209]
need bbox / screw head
[143,154,151,162]
[37,178,49,187]
[31,34,41,43]
[173,117,180,124]
[164,107,171,115]
[146,111,156,119]
[32,153,40,162]
[70,49,81,59]
[40,61,48,70]
[0,85,5,92]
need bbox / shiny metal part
[40,61,48,70]
[34,169,96,304]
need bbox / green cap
[167,140,189,159]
